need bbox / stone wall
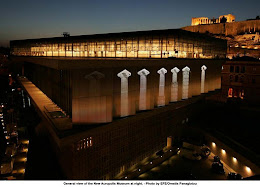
[183,20,260,36]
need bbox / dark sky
[0,0,259,47]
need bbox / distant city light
[212,142,216,147]
[138,169,141,172]
[233,157,237,162]
[150,162,153,164]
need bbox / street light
[246,166,251,173]
[232,157,237,162]
[212,142,216,147]
[221,149,226,154]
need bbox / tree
[256,16,260,20]
[220,16,227,23]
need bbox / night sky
[0,0,259,47]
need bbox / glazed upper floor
[10,29,226,59]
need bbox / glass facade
[10,29,226,59]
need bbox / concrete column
[137,69,150,111]
[201,65,207,93]
[157,68,167,106]
[171,67,180,102]
[182,66,190,100]
[117,69,131,117]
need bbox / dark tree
[220,16,227,23]
[256,16,260,20]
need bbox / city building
[221,57,260,104]
[10,29,226,179]
[191,14,235,26]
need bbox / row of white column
[117,65,207,117]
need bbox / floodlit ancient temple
[11,29,226,179]
[191,14,235,26]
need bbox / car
[182,142,211,158]
[200,147,211,158]
[179,148,202,160]
[212,162,225,174]
[227,172,243,180]
[156,150,164,157]
[214,155,220,162]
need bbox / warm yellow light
[212,142,216,147]
[246,166,251,172]
[23,148,28,153]
[19,168,26,174]
[222,149,226,154]
[22,140,30,144]
[233,157,237,162]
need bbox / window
[241,66,245,73]
[235,66,240,73]
[240,76,244,83]
[230,66,234,72]
[235,75,238,82]
[239,90,244,99]
[228,88,233,97]
[230,75,233,82]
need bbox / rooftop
[10,29,225,45]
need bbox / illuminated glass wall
[10,30,226,59]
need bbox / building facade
[222,59,260,104]
[11,29,226,179]
[10,29,226,59]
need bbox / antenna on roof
[62,32,70,37]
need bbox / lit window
[228,88,233,98]
[240,90,244,99]
[90,137,93,147]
